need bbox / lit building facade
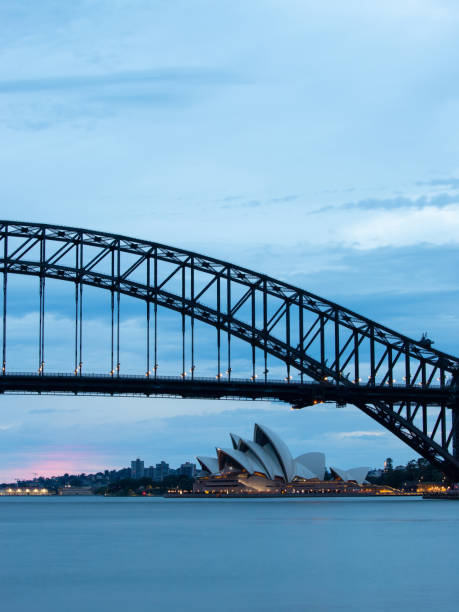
[0,487,51,496]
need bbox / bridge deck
[0,373,453,407]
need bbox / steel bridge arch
[1,220,458,480]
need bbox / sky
[1,0,459,481]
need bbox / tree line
[367,457,444,489]
[95,475,195,496]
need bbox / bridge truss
[1,221,458,480]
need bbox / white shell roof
[295,452,326,480]
[230,433,241,450]
[346,467,370,484]
[292,461,317,480]
[196,456,219,474]
[217,447,268,477]
[238,438,285,480]
[330,466,369,484]
[254,423,295,482]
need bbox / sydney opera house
[195,423,371,495]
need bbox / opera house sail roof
[197,423,369,486]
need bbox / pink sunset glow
[1,447,121,482]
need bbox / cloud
[269,194,299,203]
[241,199,262,208]
[332,431,387,440]
[0,67,242,129]
[28,408,78,414]
[416,178,459,189]
[221,195,243,202]
[222,194,300,210]
[313,192,459,214]
[342,205,459,249]
[0,68,238,96]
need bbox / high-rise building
[154,461,170,481]
[178,462,196,478]
[130,458,144,479]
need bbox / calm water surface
[0,496,457,612]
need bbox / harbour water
[0,497,457,612]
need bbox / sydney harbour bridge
[0,221,458,481]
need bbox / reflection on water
[0,497,457,612]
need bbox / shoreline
[164,492,417,499]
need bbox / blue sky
[1,0,459,481]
